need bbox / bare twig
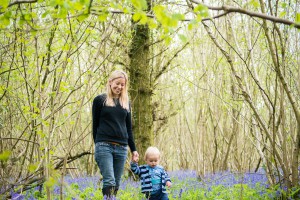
[190,0,300,29]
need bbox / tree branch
[190,0,300,29]
[8,0,37,7]
[54,151,92,170]
[154,42,189,82]
[0,137,40,146]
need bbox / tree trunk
[258,0,300,187]
[129,1,153,159]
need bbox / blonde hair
[105,70,129,110]
[144,146,160,160]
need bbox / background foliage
[1,0,300,198]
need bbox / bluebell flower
[11,192,24,200]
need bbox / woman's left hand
[132,151,139,162]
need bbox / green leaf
[172,13,185,21]
[77,14,89,22]
[163,27,170,34]
[4,10,12,18]
[165,36,172,45]
[42,11,50,18]
[0,85,5,96]
[31,30,37,36]
[147,18,157,29]
[196,14,202,22]
[123,7,130,14]
[109,2,117,9]
[281,2,287,8]
[296,13,300,23]
[0,18,10,28]
[249,0,260,9]
[28,164,38,172]
[291,187,300,196]
[44,177,56,188]
[131,0,147,10]
[73,2,84,10]
[153,5,165,18]
[188,23,194,31]
[188,19,197,30]
[139,12,148,24]
[0,0,10,11]
[0,14,10,28]
[18,18,25,25]
[0,150,11,161]
[178,34,187,43]
[98,12,108,22]
[63,1,71,10]
[132,12,141,22]
[23,13,31,21]
[55,0,64,6]
[194,4,209,17]
[57,7,67,18]
[50,0,57,7]
[279,11,286,18]
[168,18,178,28]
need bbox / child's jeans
[145,189,169,200]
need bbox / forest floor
[8,169,298,200]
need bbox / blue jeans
[95,142,128,188]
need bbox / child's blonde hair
[144,146,160,160]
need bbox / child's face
[145,153,160,168]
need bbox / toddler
[131,146,172,200]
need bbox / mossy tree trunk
[129,1,153,160]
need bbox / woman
[92,70,139,198]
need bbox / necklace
[113,98,119,105]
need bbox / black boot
[102,186,115,198]
[113,186,119,195]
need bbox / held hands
[132,151,139,163]
[166,181,172,188]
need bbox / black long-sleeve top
[92,93,136,152]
